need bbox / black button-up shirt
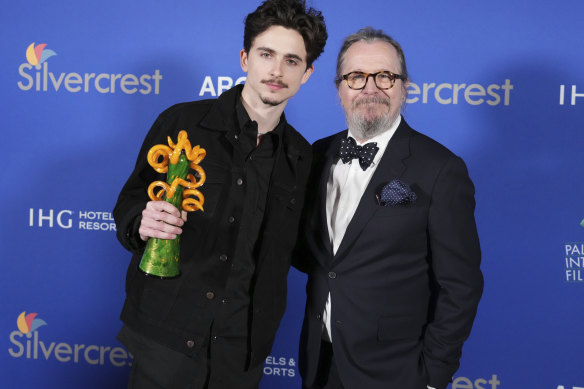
[212,94,283,339]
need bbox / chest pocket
[184,157,227,226]
[262,182,301,250]
[269,182,298,212]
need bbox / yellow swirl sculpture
[139,130,206,278]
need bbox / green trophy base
[138,236,181,278]
[138,150,191,279]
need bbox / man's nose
[362,75,380,93]
[270,60,284,77]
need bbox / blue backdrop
[2,1,583,388]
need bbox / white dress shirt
[322,116,400,342]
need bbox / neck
[240,86,285,134]
[349,129,381,144]
[350,133,370,144]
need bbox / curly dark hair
[243,0,327,68]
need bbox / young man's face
[241,25,313,108]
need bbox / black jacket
[114,85,312,368]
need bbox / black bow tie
[339,136,379,170]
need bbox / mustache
[262,79,289,88]
[353,95,391,108]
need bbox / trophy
[139,130,206,278]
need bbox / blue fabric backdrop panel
[1,1,583,388]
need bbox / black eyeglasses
[341,71,405,90]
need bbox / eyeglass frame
[340,71,406,90]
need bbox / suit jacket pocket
[377,315,424,341]
[375,204,424,218]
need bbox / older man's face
[338,40,407,141]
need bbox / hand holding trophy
[139,130,206,278]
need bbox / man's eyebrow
[256,46,276,54]
[284,53,304,63]
[256,46,304,63]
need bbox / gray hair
[335,27,409,90]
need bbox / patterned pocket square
[379,179,417,206]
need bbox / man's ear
[301,65,314,85]
[240,49,248,72]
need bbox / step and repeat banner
[1,1,583,388]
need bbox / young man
[113,1,327,388]
[296,27,483,389]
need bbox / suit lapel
[333,120,412,262]
[315,132,346,260]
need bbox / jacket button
[335,320,343,325]
[186,340,195,348]
[219,254,228,262]
[206,292,215,300]
[236,178,243,186]
[228,216,235,223]
[290,198,296,205]
[328,272,337,279]
[234,134,239,140]
[316,314,322,320]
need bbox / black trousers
[118,326,264,389]
[303,340,344,389]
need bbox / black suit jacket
[114,85,312,368]
[296,118,483,389]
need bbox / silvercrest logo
[451,374,500,388]
[8,311,131,367]
[17,43,162,95]
[406,79,513,106]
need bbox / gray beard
[345,95,400,141]
[346,108,397,141]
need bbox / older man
[296,27,483,389]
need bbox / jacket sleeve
[113,114,172,254]
[423,155,483,389]
[292,138,327,274]
[291,170,318,274]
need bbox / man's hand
[139,201,187,241]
